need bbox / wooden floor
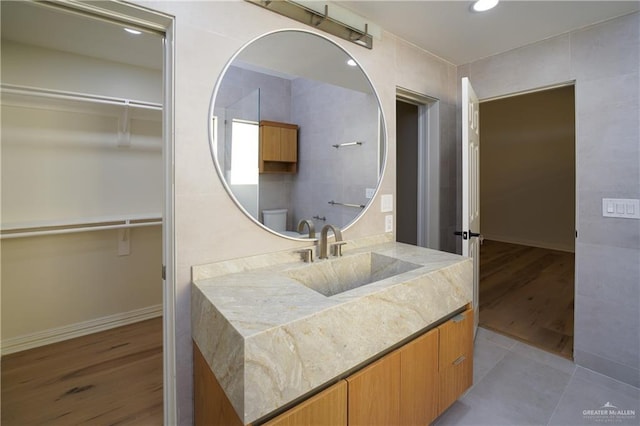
[479,240,574,359]
[1,317,163,425]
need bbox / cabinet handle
[452,313,466,323]
[452,356,466,366]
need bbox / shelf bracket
[118,101,131,147]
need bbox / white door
[461,77,481,336]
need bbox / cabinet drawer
[438,307,474,370]
[438,306,474,415]
[438,351,473,414]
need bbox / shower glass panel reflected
[218,89,260,220]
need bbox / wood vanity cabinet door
[262,380,347,426]
[438,307,474,414]
[399,328,439,426]
[347,351,401,426]
[193,343,243,426]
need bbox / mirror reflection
[211,30,385,238]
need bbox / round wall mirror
[210,29,386,239]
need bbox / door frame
[52,1,177,422]
[396,87,440,250]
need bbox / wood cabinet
[263,381,347,426]
[399,328,439,425]
[346,309,471,426]
[347,351,401,426]
[259,120,298,174]
[438,307,474,414]
[193,343,243,426]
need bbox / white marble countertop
[192,235,473,424]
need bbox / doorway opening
[396,89,440,249]
[0,1,175,422]
[478,84,576,359]
[396,100,419,246]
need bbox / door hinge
[162,265,166,280]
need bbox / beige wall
[138,1,458,422]
[480,86,575,251]
[1,227,162,341]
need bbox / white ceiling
[0,1,162,70]
[337,0,640,65]
[1,1,638,70]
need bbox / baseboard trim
[1,304,162,356]
[482,234,575,253]
[574,348,640,388]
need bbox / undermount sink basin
[285,252,422,297]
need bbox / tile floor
[434,328,640,426]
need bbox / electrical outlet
[381,194,393,212]
[385,215,393,232]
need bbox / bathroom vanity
[192,235,473,425]
[199,25,475,425]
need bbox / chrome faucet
[297,219,316,239]
[319,224,344,259]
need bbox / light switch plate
[385,215,393,232]
[602,198,640,219]
[381,194,393,212]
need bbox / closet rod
[1,215,162,240]
[0,84,162,110]
[1,220,162,239]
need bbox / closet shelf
[1,213,162,239]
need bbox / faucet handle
[297,248,314,263]
[331,241,347,257]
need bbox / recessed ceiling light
[471,0,499,12]
[347,59,357,67]
[124,28,142,35]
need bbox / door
[347,351,401,426]
[461,77,481,336]
[399,328,439,425]
[263,381,347,426]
